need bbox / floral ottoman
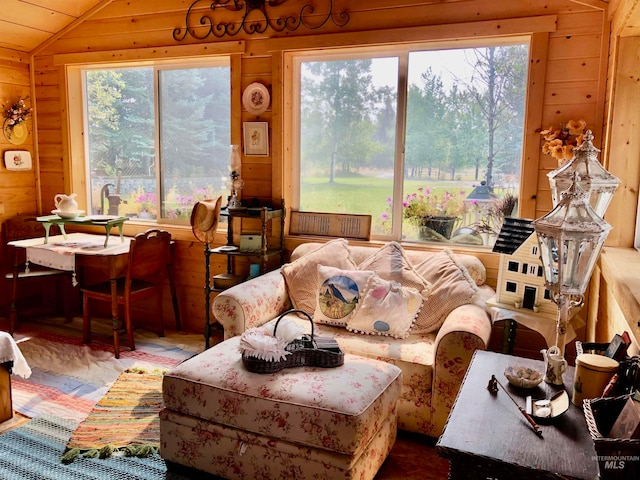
[160,335,403,480]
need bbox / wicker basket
[584,395,640,480]
[242,309,345,374]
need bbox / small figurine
[487,375,499,395]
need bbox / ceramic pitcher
[541,345,568,385]
[54,193,78,212]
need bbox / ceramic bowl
[52,209,84,219]
[504,365,543,388]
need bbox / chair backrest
[2,215,62,270]
[126,229,171,285]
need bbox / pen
[488,375,543,438]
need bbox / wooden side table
[436,350,599,480]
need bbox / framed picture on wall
[243,122,269,156]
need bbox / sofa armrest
[212,269,292,340]
[429,303,492,436]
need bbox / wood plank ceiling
[0,0,111,54]
[5,1,639,55]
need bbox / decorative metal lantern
[547,130,620,218]
[227,144,244,208]
[533,174,612,354]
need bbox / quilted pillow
[347,275,422,339]
[313,265,376,327]
[281,238,356,316]
[411,248,479,333]
[357,241,432,295]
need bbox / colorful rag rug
[10,316,204,424]
[0,415,192,480]
[62,369,165,463]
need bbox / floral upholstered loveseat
[213,239,493,437]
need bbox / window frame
[282,20,555,244]
[291,40,529,242]
[59,43,244,225]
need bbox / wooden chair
[2,215,72,334]
[80,229,171,358]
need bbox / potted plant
[403,188,467,240]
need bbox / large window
[82,60,230,222]
[294,41,528,245]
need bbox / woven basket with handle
[242,309,344,374]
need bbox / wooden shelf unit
[202,201,285,348]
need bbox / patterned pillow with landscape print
[313,265,376,327]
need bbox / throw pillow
[357,241,432,295]
[281,238,356,316]
[347,274,422,339]
[455,254,486,286]
[314,265,376,327]
[411,248,479,333]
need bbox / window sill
[598,247,640,340]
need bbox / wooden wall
[583,0,640,350]
[0,48,37,222]
[0,0,614,337]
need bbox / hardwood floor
[376,430,450,480]
[0,411,29,434]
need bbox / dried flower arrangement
[538,119,587,162]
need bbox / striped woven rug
[10,316,204,424]
[5,317,451,479]
[62,369,166,463]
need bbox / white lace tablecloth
[0,332,31,378]
[9,233,131,285]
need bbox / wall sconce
[547,130,620,217]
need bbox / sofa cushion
[313,265,375,327]
[357,242,431,295]
[305,320,435,406]
[347,275,422,339]
[412,248,479,333]
[282,239,356,316]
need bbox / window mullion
[392,53,409,240]
[154,66,162,219]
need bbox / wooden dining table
[8,232,181,353]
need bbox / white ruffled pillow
[346,274,422,339]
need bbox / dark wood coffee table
[436,350,599,480]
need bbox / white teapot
[54,193,78,212]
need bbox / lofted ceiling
[0,0,112,54]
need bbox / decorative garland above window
[173,0,350,40]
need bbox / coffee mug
[542,346,568,385]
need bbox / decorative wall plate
[242,82,270,115]
[4,150,32,170]
[3,119,28,145]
